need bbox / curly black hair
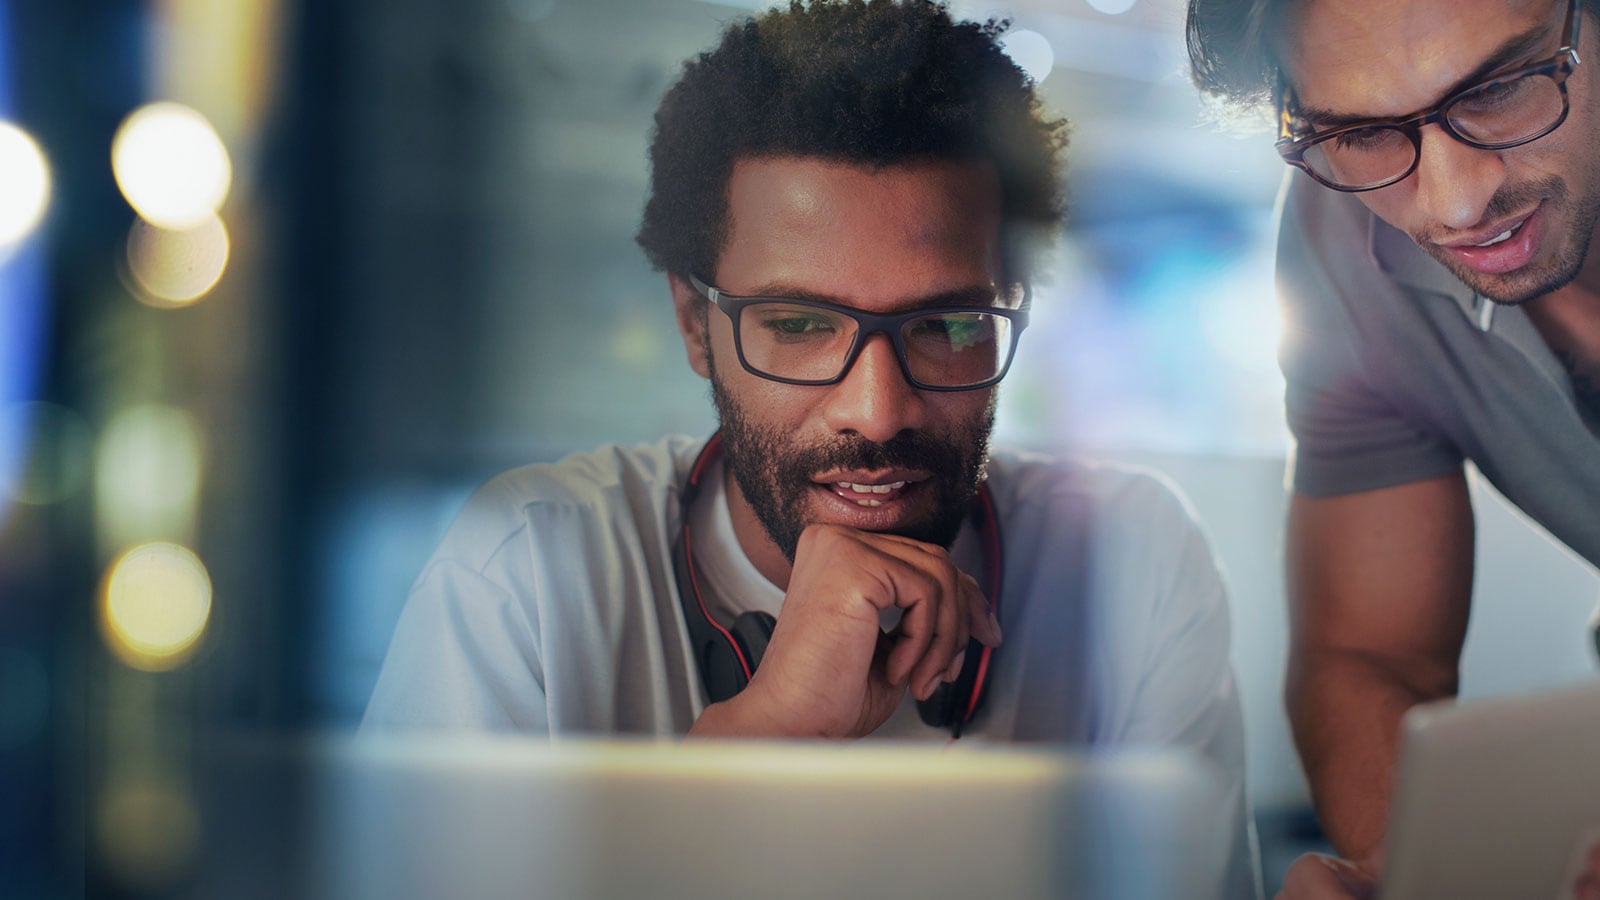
[636,0,1068,284]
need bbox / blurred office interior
[1,0,1596,896]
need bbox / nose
[819,332,929,443]
[1412,124,1507,230]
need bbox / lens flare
[126,215,230,307]
[1000,30,1054,84]
[94,404,204,552]
[100,542,212,670]
[111,103,232,230]
[97,777,199,889]
[0,121,51,251]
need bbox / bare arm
[1286,471,1474,861]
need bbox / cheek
[1354,182,1420,234]
[932,389,996,436]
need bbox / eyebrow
[1295,19,1559,130]
[737,282,1007,311]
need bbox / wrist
[687,689,793,739]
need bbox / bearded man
[364,5,1256,895]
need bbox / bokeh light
[100,542,213,670]
[97,777,199,889]
[999,30,1054,84]
[610,315,666,370]
[1086,0,1139,14]
[0,401,93,508]
[110,102,232,230]
[126,214,230,307]
[0,120,51,252]
[94,404,204,551]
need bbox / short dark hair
[1185,0,1280,114]
[636,0,1068,283]
[1188,0,1600,114]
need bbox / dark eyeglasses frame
[688,275,1029,392]
[1276,0,1584,193]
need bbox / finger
[945,646,967,684]
[908,566,963,700]
[1277,853,1375,900]
[944,574,976,682]
[965,577,1001,649]
[883,567,941,686]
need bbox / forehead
[716,156,1004,308]
[1281,0,1557,118]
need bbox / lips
[1438,207,1541,275]
[814,469,928,508]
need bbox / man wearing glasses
[366,2,1258,894]
[1187,0,1600,896]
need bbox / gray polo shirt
[1276,171,1600,570]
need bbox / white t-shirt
[362,435,1260,897]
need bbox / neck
[1578,214,1600,298]
[723,466,795,591]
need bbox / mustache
[1414,177,1565,245]
[776,431,965,483]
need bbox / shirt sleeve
[360,555,549,734]
[1276,174,1463,496]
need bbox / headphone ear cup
[729,611,777,673]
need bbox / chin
[1433,249,1585,307]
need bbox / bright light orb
[0,121,51,249]
[101,542,213,670]
[111,103,232,230]
[97,778,199,888]
[1086,0,1139,14]
[1000,30,1055,84]
[126,215,230,307]
[94,404,204,550]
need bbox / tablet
[1379,681,1600,900]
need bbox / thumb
[1319,854,1378,899]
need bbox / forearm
[1287,644,1458,859]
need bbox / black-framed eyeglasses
[1277,0,1583,192]
[688,275,1029,392]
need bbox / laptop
[1378,681,1600,900]
[189,737,1233,900]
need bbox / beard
[1414,175,1600,305]
[709,366,995,564]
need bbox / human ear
[668,273,712,379]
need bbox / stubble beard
[1416,174,1600,306]
[707,358,995,564]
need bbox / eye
[907,313,994,348]
[750,307,845,344]
[1330,126,1407,153]
[765,315,832,335]
[1452,75,1540,116]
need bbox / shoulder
[979,448,1216,614]
[984,448,1221,612]
[430,435,706,574]
[985,448,1204,545]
